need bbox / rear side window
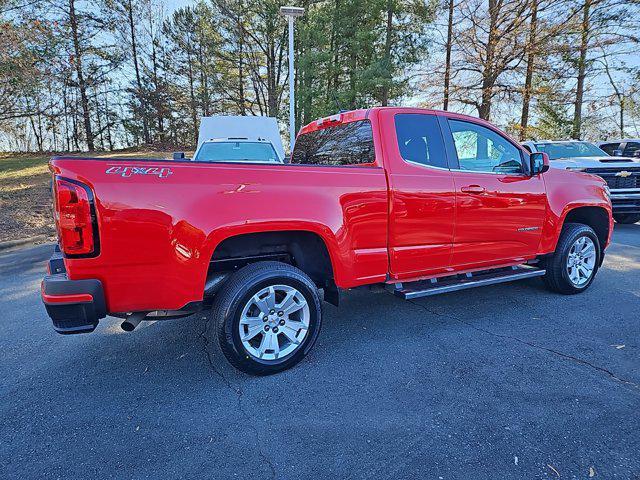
[291,120,375,166]
[394,114,447,169]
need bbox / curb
[0,235,49,252]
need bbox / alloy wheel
[566,236,596,287]
[238,284,310,361]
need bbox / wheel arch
[561,206,610,252]
[204,227,339,292]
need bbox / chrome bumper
[610,190,640,213]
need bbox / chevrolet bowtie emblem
[616,170,633,178]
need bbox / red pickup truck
[42,108,613,375]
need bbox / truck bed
[50,156,389,313]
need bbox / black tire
[543,223,600,295]
[613,213,640,224]
[212,261,322,375]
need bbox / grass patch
[0,154,49,175]
[0,151,180,244]
[0,156,50,192]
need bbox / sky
[166,0,197,14]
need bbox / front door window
[449,120,524,174]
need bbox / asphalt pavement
[1,226,639,479]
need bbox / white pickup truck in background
[522,140,640,224]
[174,115,285,163]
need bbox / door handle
[460,185,486,194]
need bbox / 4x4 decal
[105,165,173,179]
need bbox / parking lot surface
[1,226,639,479]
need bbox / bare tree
[571,0,591,138]
[68,0,94,149]
[451,0,534,120]
[442,0,454,110]
[518,0,538,139]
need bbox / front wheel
[613,213,640,224]
[212,261,322,375]
[543,223,600,295]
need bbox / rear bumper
[41,272,107,334]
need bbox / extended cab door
[381,109,456,279]
[441,115,546,269]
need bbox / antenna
[331,90,342,113]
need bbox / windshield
[194,142,280,163]
[534,142,607,160]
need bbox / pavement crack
[198,314,236,392]
[408,299,640,391]
[199,315,277,480]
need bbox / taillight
[53,177,98,256]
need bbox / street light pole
[287,15,295,150]
[280,6,305,152]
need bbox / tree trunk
[478,75,494,120]
[197,30,210,116]
[47,81,58,151]
[94,85,105,150]
[69,0,94,150]
[519,0,538,140]
[104,85,114,151]
[186,40,198,146]
[295,21,301,130]
[572,0,590,140]
[267,41,278,117]
[237,6,246,115]
[26,98,43,152]
[72,90,80,151]
[128,0,149,144]
[478,0,498,120]
[619,98,624,137]
[443,0,454,110]
[150,31,165,143]
[63,84,71,151]
[35,96,45,151]
[603,54,624,138]
[380,0,393,106]
[328,0,340,105]
[349,47,357,109]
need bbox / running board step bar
[391,266,546,300]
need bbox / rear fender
[201,222,341,288]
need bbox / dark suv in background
[598,139,640,158]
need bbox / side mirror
[613,149,623,156]
[530,152,550,175]
[173,152,186,160]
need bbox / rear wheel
[613,213,640,224]
[543,223,600,295]
[212,261,322,375]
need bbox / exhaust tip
[121,321,136,332]
[120,312,146,332]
